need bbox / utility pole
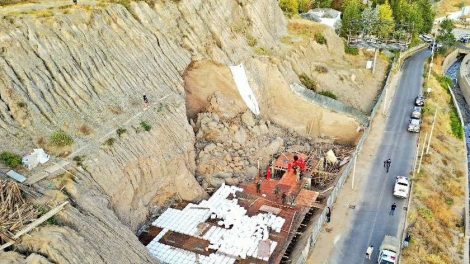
[372,48,378,74]
[412,141,420,179]
[426,109,438,154]
[352,155,357,190]
[427,36,436,82]
[417,133,428,174]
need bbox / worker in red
[266,167,272,180]
[288,155,306,180]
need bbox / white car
[393,176,410,198]
[411,106,422,119]
[408,118,421,133]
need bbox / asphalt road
[328,50,431,264]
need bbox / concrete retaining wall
[459,54,470,107]
[443,49,461,74]
[290,83,369,125]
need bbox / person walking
[384,158,391,173]
[390,202,397,215]
[256,180,261,194]
[326,207,331,223]
[365,245,374,260]
[143,94,149,108]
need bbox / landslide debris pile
[193,93,355,190]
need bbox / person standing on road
[365,245,374,260]
[384,158,391,173]
[326,207,331,223]
[390,202,397,215]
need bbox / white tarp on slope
[229,64,260,115]
[22,148,50,170]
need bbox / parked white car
[393,176,410,198]
[408,118,421,133]
[411,106,422,119]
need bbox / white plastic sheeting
[22,148,50,170]
[147,184,285,263]
[229,64,260,115]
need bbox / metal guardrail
[294,46,428,264]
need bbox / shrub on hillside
[319,90,337,100]
[314,33,327,45]
[345,45,359,55]
[315,65,328,73]
[299,73,317,91]
[50,131,74,147]
[449,106,463,139]
[246,33,257,47]
[0,151,22,168]
[279,0,299,16]
[140,121,152,132]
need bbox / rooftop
[142,152,324,263]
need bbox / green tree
[362,6,379,36]
[341,0,363,36]
[377,2,395,38]
[298,0,313,13]
[280,0,299,16]
[437,19,456,47]
[417,0,435,33]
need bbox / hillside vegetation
[401,73,466,263]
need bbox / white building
[301,8,342,30]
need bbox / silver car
[408,119,421,133]
[411,106,422,119]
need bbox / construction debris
[0,179,38,245]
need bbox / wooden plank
[0,201,69,250]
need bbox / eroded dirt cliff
[0,0,387,262]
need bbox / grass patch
[116,127,127,137]
[50,131,74,147]
[0,151,22,168]
[254,47,271,56]
[318,90,337,100]
[449,106,463,139]
[72,155,85,166]
[140,121,152,132]
[299,73,317,91]
[36,205,58,225]
[246,33,257,47]
[78,124,92,135]
[345,45,359,55]
[315,65,328,73]
[314,33,327,45]
[436,75,453,91]
[104,137,116,146]
[17,102,26,108]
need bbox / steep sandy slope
[0,0,387,262]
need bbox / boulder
[213,172,233,179]
[241,111,256,127]
[234,127,247,145]
[209,177,225,188]
[246,166,259,178]
[225,177,240,185]
[204,143,217,152]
